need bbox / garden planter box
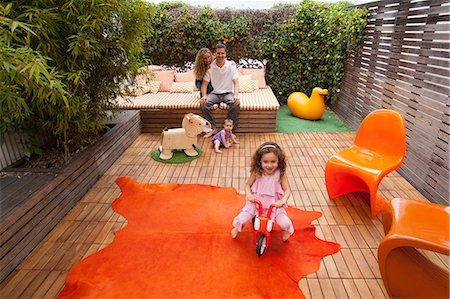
[0,110,140,282]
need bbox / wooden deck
[1,132,447,298]
[0,111,141,282]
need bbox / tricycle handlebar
[253,199,276,217]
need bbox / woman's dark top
[195,79,213,97]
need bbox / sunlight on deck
[1,132,447,299]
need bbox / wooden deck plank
[318,278,337,299]
[354,278,374,298]
[307,278,325,299]
[1,132,437,298]
[366,278,387,299]
[352,248,376,279]
[329,278,350,299]
[298,279,311,299]
[16,269,48,298]
[30,270,60,298]
[341,249,363,279]
[342,279,362,299]
[4,269,39,298]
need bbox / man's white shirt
[204,60,238,94]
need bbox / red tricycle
[253,200,276,256]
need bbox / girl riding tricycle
[231,142,295,255]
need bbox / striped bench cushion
[116,87,280,111]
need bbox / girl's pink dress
[232,170,294,234]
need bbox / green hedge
[145,3,296,64]
[257,1,368,103]
[145,0,367,103]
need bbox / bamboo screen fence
[331,0,449,205]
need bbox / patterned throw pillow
[238,75,253,93]
[148,81,161,93]
[127,86,145,96]
[170,82,194,93]
[239,68,267,88]
[135,65,161,84]
[125,81,161,96]
[251,80,259,91]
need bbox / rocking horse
[159,113,212,160]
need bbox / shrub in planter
[0,0,155,161]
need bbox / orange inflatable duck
[287,87,329,120]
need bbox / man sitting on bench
[200,44,240,138]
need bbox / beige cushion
[127,81,161,96]
[238,75,253,93]
[154,70,175,92]
[239,68,267,88]
[175,70,195,82]
[251,80,259,91]
[170,81,194,93]
[148,81,161,93]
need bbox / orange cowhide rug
[58,177,340,298]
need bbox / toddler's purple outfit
[232,170,294,235]
[211,129,231,147]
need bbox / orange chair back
[354,109,406,157]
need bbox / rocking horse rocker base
[159,144,199,160]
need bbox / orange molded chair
[325,109,406,218]
[378,198,450,298]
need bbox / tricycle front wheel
[256,234,267,256]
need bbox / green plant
[144,1,366,104]
[255,0,368,103]
[0,0,155,160]
[144,3,294,64]
[145,3,223,65]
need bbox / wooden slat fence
[331,0,449,205]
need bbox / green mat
[276,105,353,133]
[151,148,203,163]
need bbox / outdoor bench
[116,87,280,133]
